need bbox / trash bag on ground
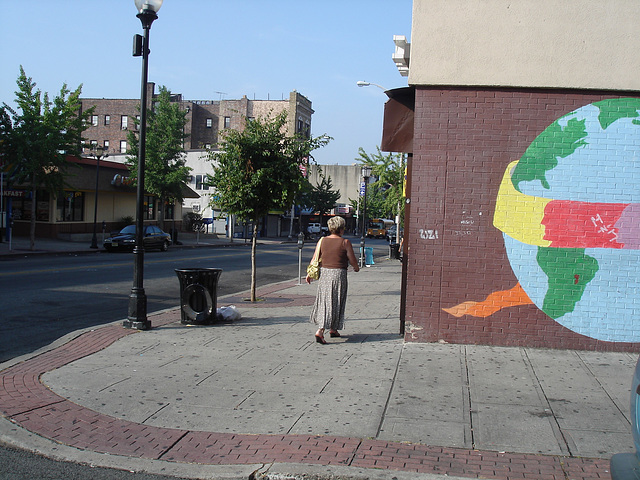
[217,305,241,322]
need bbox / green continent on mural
[595,98,640,129]
[511,117,587,192]
[536,247,599,319]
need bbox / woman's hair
[327,216,346,234]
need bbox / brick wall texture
[404,87,640,352]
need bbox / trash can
[175,268,223,325]
[364,247,374,265]
[389,243,400,259]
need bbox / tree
[1,66,92,250]
[126,85,190,231]
[207,110,330,301]
[356,147,405,229]
[300,167,341,219]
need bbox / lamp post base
[125,288,150,330]
[123,319,151,330]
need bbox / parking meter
[298,231,305,284]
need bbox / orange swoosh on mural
[443,283,533,318]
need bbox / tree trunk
[250,221,258,302]
[29,175,36,250]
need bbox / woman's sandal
[315,335,327,344]
[329,331,341,337]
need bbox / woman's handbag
[306,238,323,280]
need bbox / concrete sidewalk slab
[0,258,637,479]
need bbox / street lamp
[356,80,388,91]
[360,165,372,268]
[88,145,108,249]
[125,0,163,331]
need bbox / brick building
[388,0,640,351]
[80,85,313,154]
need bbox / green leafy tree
[356,147,405,232]
[207,110,330,301]
[1,66,92,250]
[300,167,341,219]
[126,85,190,231]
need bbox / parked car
[306,223,328,237]
[610,356,640,480]
[103,225,171,252]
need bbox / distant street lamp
[125,0,163,331]
[356,80,388,91]
[88,145,108,249]
[360,165,372,268]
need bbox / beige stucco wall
[409,0,640,91]
[307,164,362,207]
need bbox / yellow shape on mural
[493,160,551,247]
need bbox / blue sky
[0,0,413,165]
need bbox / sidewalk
[0,246,637,479]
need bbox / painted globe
[493,98,640,342]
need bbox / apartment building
[80,84,313,154]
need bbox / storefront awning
[381,86,415,154]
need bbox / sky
[0,0,413,166]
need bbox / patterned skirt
[309,267,348,331]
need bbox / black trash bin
[175,268,223,325]
[389,243,400,260]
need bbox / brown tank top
[319,236,349,269]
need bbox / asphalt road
[0,241,310,363]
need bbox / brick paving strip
[0,285,612,480]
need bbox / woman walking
[306,216,360,344]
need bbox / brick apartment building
[80,84,313,154]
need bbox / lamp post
[360,165,372,268]
[88,145,108,249]
[125,0,162,331]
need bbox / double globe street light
[125,0,163,330]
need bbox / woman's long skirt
[309,267,348,331]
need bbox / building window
[120,140,127,153]
[224,116,230,129]
[121,115,128,130]
[91,115,98,126]
[104,115,110,126]
[90,140,98,147]
[56,191,84,222]
[135,115,140,130]
[195,175,203,190]
[11,190,50,222]
[104,140,109,150]
[298,118,304,133]
[206,118,212,128]
[143,195,155,220]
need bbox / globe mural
[493,98,640,343]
